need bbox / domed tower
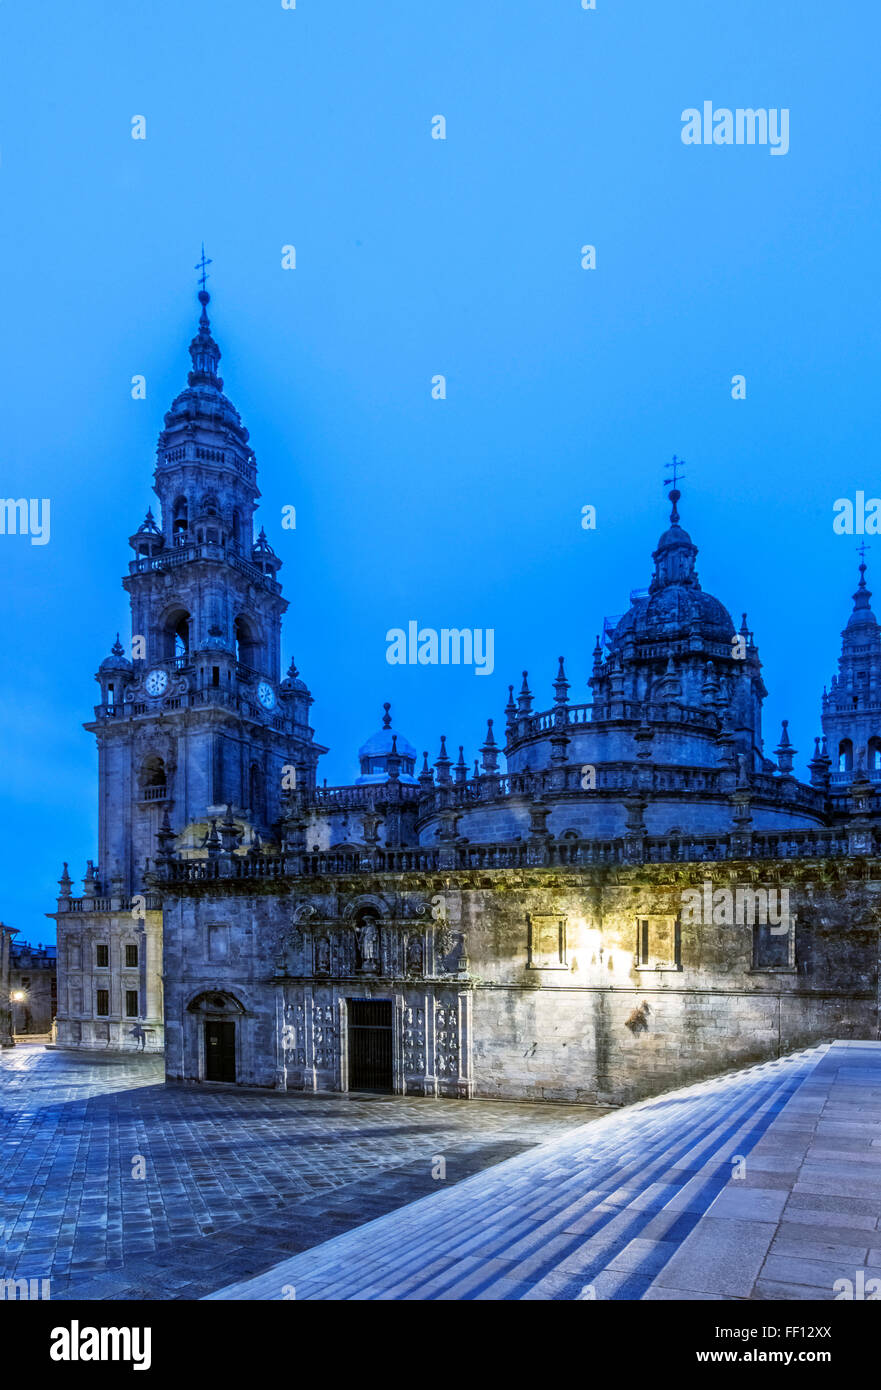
[426,481,826,849]
[819,556,881,799]
[86,276,327,895]
[356,704,418,784]
[587,486,767,774]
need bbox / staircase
[207,1044,830,1301]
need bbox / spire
[454,745,468,785]
[517,671,533,715]
[774,719,796,775]
[57,862,72,899]
[480,718,500,772]
[418,751,434,792]
[504,684,517,731]
[553,656,570,706]
[188,280,222,388]
[434,735,452,785]
[846,550,878,631]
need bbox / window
[838,739,853,773]
[125,944,138,967]
[870,737,881,772]
[125,991,139,1018]
[527,914,568,969]
[753,921,795,971]
[208,924,230,962]
[96,944,109,968]
[96,990,110,1017]
[636,917,680,971]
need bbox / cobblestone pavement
[0,1044,607,1301]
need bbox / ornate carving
[312,1001,336,1069]
[402,1005,425,1073]
[435,1001,460,1076]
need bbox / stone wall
[156,856,880,1105]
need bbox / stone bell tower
[51,273,327,1051]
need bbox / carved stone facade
[153,862,878,1105]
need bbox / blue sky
[0,0,878,940]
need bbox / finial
[663,455,685,523]
[434,735,452,785]
[553,656,570,705]
[857,541,870,588]
[382,702,392,729]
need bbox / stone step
[206,1044,828,1301]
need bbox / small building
[9,941,57,1037]
[0,922,17,1047]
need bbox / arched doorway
[186,990,244,1083]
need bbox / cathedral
[51,288,881,1105]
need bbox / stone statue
[406,933,424,974]
[355,917,380,971]
[314,936,331,974]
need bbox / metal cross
[858,540,871,565]
[195,243,212,291]
[664,454,686,491]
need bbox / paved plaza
[210,1041,881,1301]
[0,1044,602,1301]
[5,1041,881,1302]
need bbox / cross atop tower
[195,243,212,293]
[664,454,685,492]
[857,540,871,565]
[663,455,686,524]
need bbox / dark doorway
[205,1020,236,1082]
[348,999,393,1092]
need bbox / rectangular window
[125,990,139,1018]
[96,990,110,1017]
[636,917,680,971]
[208,924,230,962]
[527,914,568,969]
[96,944,109,968]
[125,944,138,967]
[753,921,795,971]
[212,666,220,686]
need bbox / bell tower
[89,280,326,893]
[818,553,881,801]
[52,271,326,1052]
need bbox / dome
[356,704,418,784]
[99,635,132,672]
[608,490,734,650]
[280,658,310,696]
[159,291,251,450]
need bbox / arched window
[141,755,166,801]
[838,738,854,773]
[869,738,881,772]
[162,608,191,663]
[235,614,260,670]
[172,496,188,545]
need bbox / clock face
[257,681,276,710]
[145,669,168,697]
